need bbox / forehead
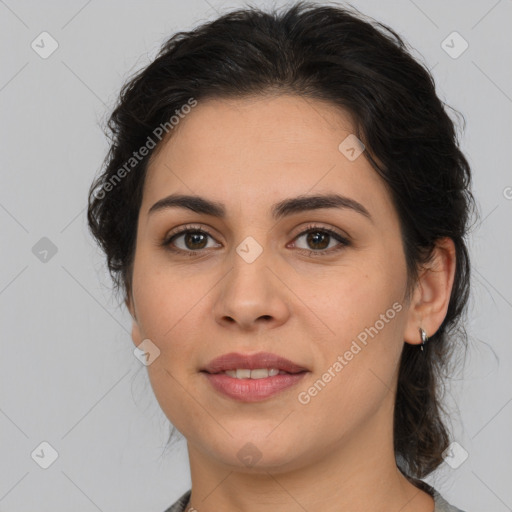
[142,94,393,220]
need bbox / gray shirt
[163,488,467,511]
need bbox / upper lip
[201,352,309,374]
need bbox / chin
[206,433,309,473]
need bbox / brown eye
[292,226,350,256]
[163,226,221,254]
[162,224,350,257]
[305,231,330,250]
[180,231,209,250]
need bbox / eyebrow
[148,193,372,222]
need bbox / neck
[184,399,434,512]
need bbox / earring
[419,327,429,351]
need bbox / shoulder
[432,487,467,512]
[162,489,191,512]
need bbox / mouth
[213,368,303,379]
[200,352,309,402]
[201,351,309,376]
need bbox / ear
[125,292,144,348]
[404,237,457,346]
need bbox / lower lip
[202,372,308,402]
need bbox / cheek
[132,248,202,339]
[132,262,209,430]
[293,256,405,340]
[294,259,407,395]
[298,297,406,434]
[131,254,217,402]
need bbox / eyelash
[161,223,351,258]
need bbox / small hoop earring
[419,327,429,351]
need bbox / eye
[162,224,220,254]
[290,224,350,256]
[161,223,350,257]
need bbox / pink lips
[201,352,308,374]
[201,352,309,403]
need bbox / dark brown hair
[87,1,475,483]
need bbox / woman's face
[127,94,416,472]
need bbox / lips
[201,351,308,375]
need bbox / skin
[126,94,456,512]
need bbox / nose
[212,244,291,332]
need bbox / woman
[87,2,474,511]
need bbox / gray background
[1,0,511,511]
